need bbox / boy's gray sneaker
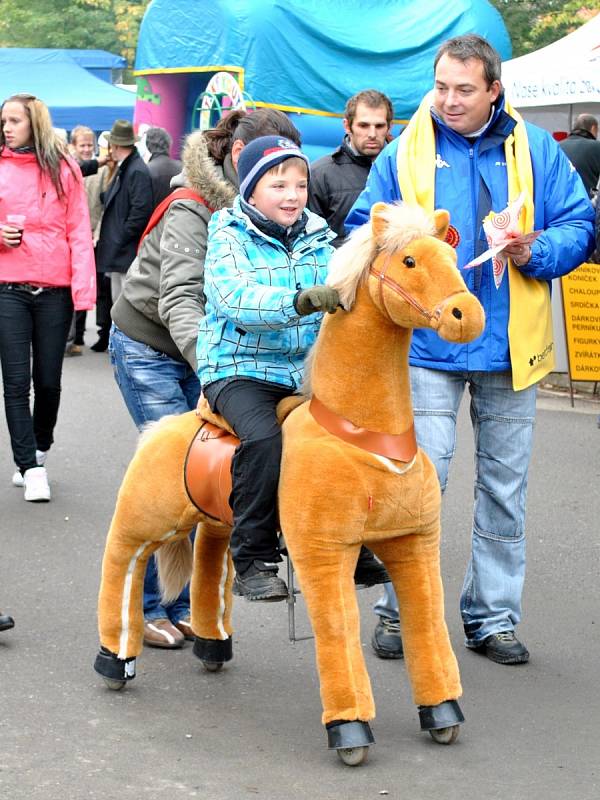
[233,560,288,602]
[371,617,403,659]
[467,631,529,664]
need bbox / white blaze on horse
[94,202,485,766]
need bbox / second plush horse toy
[94,202,485,766]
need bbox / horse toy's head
[329,202,485,343]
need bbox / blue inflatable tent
[0,49,135,131]
[135,0,511,159]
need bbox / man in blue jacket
[346,34,594,665]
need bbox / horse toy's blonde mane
[326,202,435,310]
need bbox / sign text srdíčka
[561,262,600,380]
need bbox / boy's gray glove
[294,286,340,316]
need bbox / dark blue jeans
[0,284,73,471]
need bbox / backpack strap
[137,188,215,252]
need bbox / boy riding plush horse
[94,199,485,766]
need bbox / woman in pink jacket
[0,94,96,502]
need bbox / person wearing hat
[93,119,153,351]
[198,135,340,601]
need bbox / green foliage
[490,0,600,57]
[0,0,151,66]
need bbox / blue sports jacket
[345,99,595,373]
[197,197,335,389]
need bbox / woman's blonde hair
[1,93,77,197]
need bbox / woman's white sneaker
[23,467,51,502]
[12,450,47,488]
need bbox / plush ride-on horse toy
[94,202,485,766]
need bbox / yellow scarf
[396,91,554,390]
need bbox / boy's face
[249,162,308,227]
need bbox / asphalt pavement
[1,339,599,800]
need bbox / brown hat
[108,119,136,147]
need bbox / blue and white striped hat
[238,135,310,202]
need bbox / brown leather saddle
[183,392,414,528]
[184,418,239,527]
[183,395,306,527]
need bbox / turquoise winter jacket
[345,98,595,374]
[197,197,335,389]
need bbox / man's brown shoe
[143,618,185,649]
[174,617,195,641]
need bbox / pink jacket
[0,148,96,310]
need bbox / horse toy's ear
[433,209,450,241]
[370,202,389,239]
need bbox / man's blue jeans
[109,324,200,624]
[374,367,537,645]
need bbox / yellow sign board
[561,262,600,380]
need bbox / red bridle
[368,255,465,324]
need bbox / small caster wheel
[202,661,223,673]
[429,725,460,745]
[193,636,232,667]
[327,719,374,765]
[103,677,127,691]
[94,647,136,688]
[337,746,369,766]
[418,699,464,743]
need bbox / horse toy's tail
[157,537,193,603]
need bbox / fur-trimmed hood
[171,131,238,211]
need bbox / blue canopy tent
[0,48,127,83]
[0,49,134,131]
[134,0,511,160]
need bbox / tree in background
[112,0,151,66]
[0,0,151,69]
[491,0,600,57]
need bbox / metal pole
[286,555,313,643]
[286,554,297,642]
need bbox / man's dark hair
[345,89,394,127]
[571,113,598,135]
[204,109,301,164]
[434,34,502,88]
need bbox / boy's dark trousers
[204,377,294,574]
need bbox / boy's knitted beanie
[238,136,310,203]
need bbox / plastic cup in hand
[6,214,26,246]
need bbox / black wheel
[429,725,460,745]
[336,746,369,766]
[202,661,223,673]
[103,677,127,691]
